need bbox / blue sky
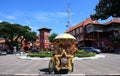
[0,0,100,35]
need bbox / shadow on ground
[39,68,68,74]
[39,68,48,74]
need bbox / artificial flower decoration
[55,49,74,71]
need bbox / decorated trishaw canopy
[54,33,76,40]
[53,33,78,54]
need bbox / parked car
[80,47,101,54]
[6,49,13,54]
[114,48,120,54]
[0,51,7,55]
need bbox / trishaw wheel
[48,60,54,74]
[71,63,74,72]
[54,68,60,74]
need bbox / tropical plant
[0,21,37,50]
[48,33,58,42]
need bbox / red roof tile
[65,18,99,33]
[0,40,5,43]
[104,17,120,25]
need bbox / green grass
[74,52,96,58]
[27,51,53,57]
[27,50,96,58]
[74,50,96,57]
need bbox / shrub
[76,50,87,54]
[27,50,96,58]
[27,51,53,57]
[74,52,96,58]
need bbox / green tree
[91,0,120,20]
[49,33,57,42]
[23,31,37,43]
[0,21,37,50]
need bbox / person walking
[13,46,17,54]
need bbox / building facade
[0,38,7,50]
[65,18,120,49]
[38,27,51,50]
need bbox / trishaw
[48,33,78,74]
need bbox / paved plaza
[0,53,120,75]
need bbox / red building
[38,27,51,50]
[34,35,40,49]
[0,27,51,52]
[0,36,26,51]
[0,38,7,50]
[65,17,120,49]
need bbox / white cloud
[55,12,67,17]
[0,20,2,22]
[45,12,67,18]
[5,15,16,20]
[0,12,17,20]
[0,11,68,34]
[33,11,67,22]
[34,14,50,22]
[0,11,68,23]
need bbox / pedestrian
[13,46,17,54]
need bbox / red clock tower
[38,27,51,50]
